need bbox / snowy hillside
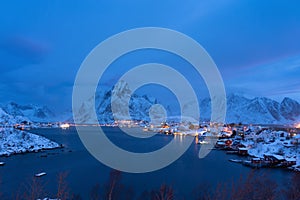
[0,107,30,125]
[0,128,60,156]
[0,107,61,156]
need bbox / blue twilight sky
[0,0,300,110]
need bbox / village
[141,120,300,172]
[215,124,300,171]
[2,117,300,172]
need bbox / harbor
[0,126,293,198]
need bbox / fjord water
[0,127,292,198]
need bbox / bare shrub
[103,170,122,200]
[151,184,174,200]
[56,171,70,200]
[22,177,47,200]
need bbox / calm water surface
[0,127,292,198]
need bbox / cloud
[0,35,50,72]
[226,54,300,99]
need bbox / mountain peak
[112,80,131,97]
[280,97,300,120]
[2,102,56,122]
[2,93,300,125]
[199,94,300,124]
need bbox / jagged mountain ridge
[74,82,300,124]
[75,81,157,124]
[1,102,57,122]
[199,94,300,124]
[0,107,30,125]
[280,97,300,120]
[1,86,299,125]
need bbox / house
[159,123,172,134]
[242,157,264,168]
[276,131,289,140]
[238,147,248,156]
[292,134,300,144]
[225,139,232,147]
[215,141,226,148]
[251,157,263,164]
[263,154,285,165]
[282,157,296,167]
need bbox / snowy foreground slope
[0,108,60,156]
[0,128,60,156]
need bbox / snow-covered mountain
[280,97,300,120]
[0,108,30,125]
[75,81,157,124]
[199,94,300,124]
[74,81,300,125]
[1,102,56,122]
[1,90,299,125]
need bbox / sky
[0,0,300,111]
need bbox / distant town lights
[60,123,70,129]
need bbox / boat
[229,159,243,163]
[0,162,5,166]
[226,150,238,154]
[198,141,209,145]
[35,172,47,177]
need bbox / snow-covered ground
[0,128,60,156]
[237,129,300,170]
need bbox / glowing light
[60,123,70,129]
[295,123,300,129]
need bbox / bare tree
[103,169,122,200]
[151,184,174,200]
[56,171,70,200]
[22,177,47,200]
[231,170,277,200]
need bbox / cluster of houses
[214,124,300,170]
[144,121,300,171]
[242,154,297,168]
[145,121,202,135]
